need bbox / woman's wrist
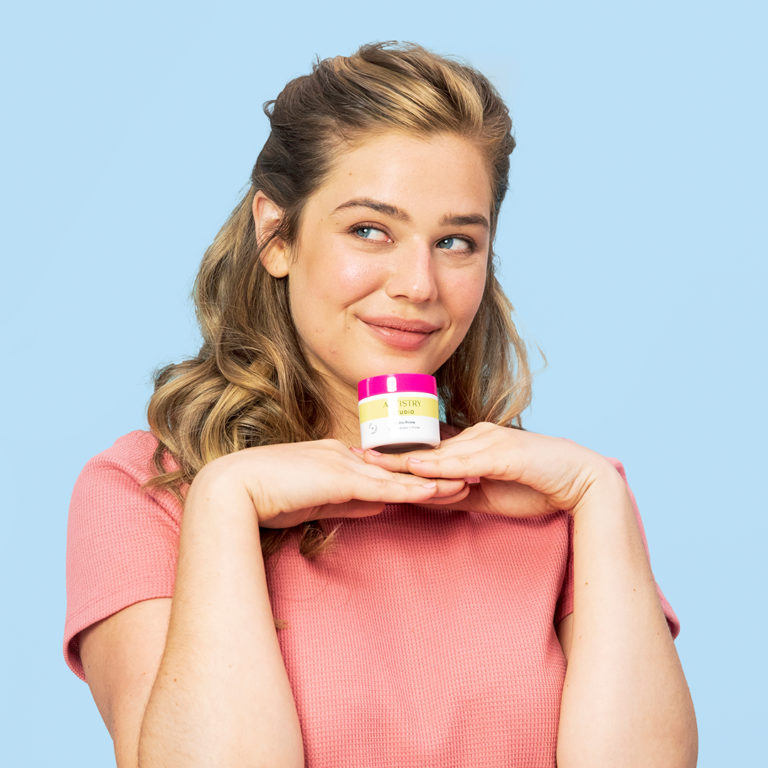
[570,459,631,521]
[187,455,265,526]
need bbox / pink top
[64,430,679,767]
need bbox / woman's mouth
[360,316,440,351]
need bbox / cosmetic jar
[357,373,440,452]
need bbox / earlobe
[252,190,290,278]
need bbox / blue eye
[353,225,389,242]
[437,236,473,252]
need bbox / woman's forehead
[309,131,493,221]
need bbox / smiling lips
[360,316,440,351]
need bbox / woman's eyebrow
[332,198,489,229]
[333,198,410,220]
[440,213,489,229]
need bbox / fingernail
[366,449,382,456]
[407,457,422,464]
[464,476,480,484]
[421,481,437,488]
[349,446,364,455]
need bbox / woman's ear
[252,190,290,277]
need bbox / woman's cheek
[335,258,386,301]
[451,267,487,325]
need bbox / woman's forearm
[556,469,697,768]
[138,465,304,768]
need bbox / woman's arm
[360,424,698,767]
[555,467,697,768]
[138,470,305,768]
[79,440,464,768]
[80,599,171,766]
[80,474,304,768]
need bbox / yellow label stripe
[359,395,439,422]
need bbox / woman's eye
[436,236,474,252]
[353,226,390,242]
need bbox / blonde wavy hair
[147,41,531,558]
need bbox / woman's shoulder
[65,430,181,680]
[81,429,164,481]
[72,429,181,517]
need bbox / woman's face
[263,131,492,402]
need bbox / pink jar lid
[358,373,438,400]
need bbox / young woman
[64,42,697,767]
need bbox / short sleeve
[63,431,183,680]
[555,459,680,639]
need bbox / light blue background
[2,1,765,764]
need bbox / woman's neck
[320,377,362,448]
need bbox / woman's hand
[358,422,625,518]
[196,438,469,529]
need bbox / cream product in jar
[357,373,440,452]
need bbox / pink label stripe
[357,373,438,399]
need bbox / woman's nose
[384,241,438,303]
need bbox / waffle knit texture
[64,431,679,767]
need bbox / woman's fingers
[415,485,472,508]
[360,425,540,485]
[361,447,495,481]
[346,469,465,503]
[352,432,559,520]
[306,477,454,524]
[306,450,463,507]
[416,480,556,518]
[349,449,466,496]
